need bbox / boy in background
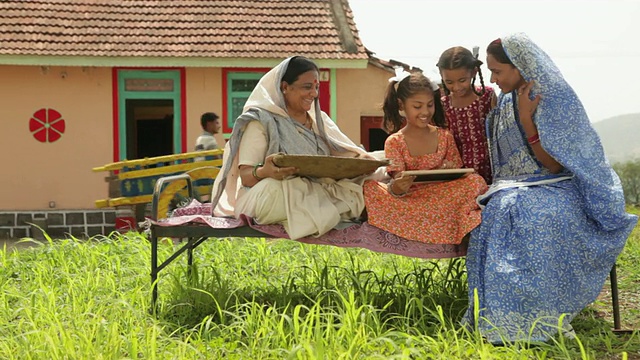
[195,112,221,154]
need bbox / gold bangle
[252,163,264,181]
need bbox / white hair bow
[388,67,411,84]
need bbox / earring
[398,110,406,117]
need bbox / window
[225,72,265,132]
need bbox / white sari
[211,57,379,239]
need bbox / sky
[348,0,640,122]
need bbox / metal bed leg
[187,237,194,279]
[611,264,620,330]
[150,226,159,314]
[610,263,633,334]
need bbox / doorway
[125,99,174,159]
[360,116,389,151]
[115,69,184,161]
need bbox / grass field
[0,210,638,359]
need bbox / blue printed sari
[464,33,638,343]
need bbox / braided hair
[436,46,486,96]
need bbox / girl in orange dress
[363,70,488,244]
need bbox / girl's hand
[516,81,541,120]
[392,172,416,194]
[440,160,457,169]
[263,154,298,180]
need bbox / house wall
[0,65,113,211]
[184,67,226,151]
[334,63,389,144]
[0,66,228,211]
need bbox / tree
[613,158,640,205]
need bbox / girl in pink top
[437,46,496,184]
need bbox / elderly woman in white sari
[210,56,372,240]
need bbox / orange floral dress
[364,128,488,244]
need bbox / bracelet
[527,133,540,145]
[388,180,408,198]
[252,163,265,181]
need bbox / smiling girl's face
[441,68,476,98]
[399,91,435,129]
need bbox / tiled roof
[366,48,422,73]
[0,0,367,60]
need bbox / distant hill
[592,114,640,164]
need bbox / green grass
[0,218,639,359]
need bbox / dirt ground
[0,238,40,251]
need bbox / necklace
[292,115,321,154]
[291,114,312,129]
[304,116,319,153]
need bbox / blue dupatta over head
[466,33,638,343]
[499,33,630,230]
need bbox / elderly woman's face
[486,54,524,94]
[282,70,320,114]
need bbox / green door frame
[113,68,185,161]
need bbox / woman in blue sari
[464,33,638,343]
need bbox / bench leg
[610,263,632,334]
[187,237,194,278]
[188,237,194,267]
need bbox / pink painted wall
[335,64,390,144]
[184,68,225,151]
[0,65,112,210]
[0,65,228,211]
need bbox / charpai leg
[187,236,194,278]
[609,264,632,334]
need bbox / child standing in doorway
[363,70,487,244]
[437,46,496,184]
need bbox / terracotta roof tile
[0,0,367,60]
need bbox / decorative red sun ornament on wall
[29,108,66,143]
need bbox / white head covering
[244,56,368,154]
[242,57,291,118]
